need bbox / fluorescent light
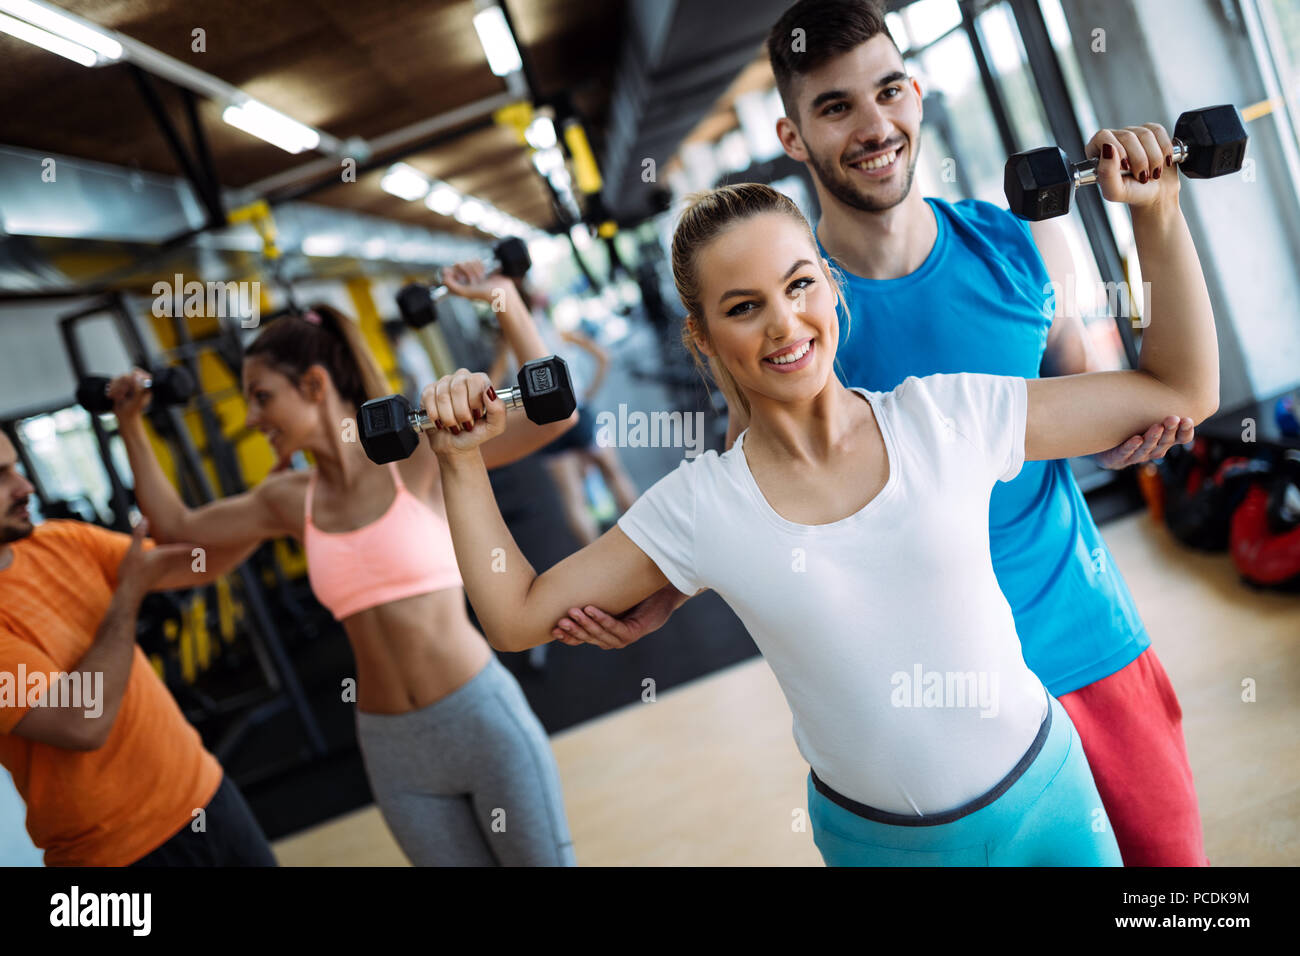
[479,209,509,236]
[361,238,387,258]
[302,235,346,257]
[379,162,431,201]
[525,116,556,150]
[454,199,485,226]
[0,0,122,60]
[425,182,461,216]
[527,237,552,265]
[223,100,321,154]
[0,11,97,66]
[569,223,591,249]
[531,146,564,176]
[472,6,522,77]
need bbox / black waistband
[810,692,1053,827]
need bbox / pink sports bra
[303,461,463,621]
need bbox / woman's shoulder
[257,467,311,513]
[638,447,724,500]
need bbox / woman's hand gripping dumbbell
[1004,104,1247,220]
[358,355,576,464]
[92,366,196,416]
[397,238,532,329]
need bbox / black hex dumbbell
[358,355,575,464]
[1004,104,1248,221]
[396,237,532,329]
[76,365,196,414]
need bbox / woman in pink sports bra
[108,261,579,866]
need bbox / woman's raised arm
[1025,121,1219,461]
[425,371,668,653]
[439,263,578,470]
[110,370,296,549]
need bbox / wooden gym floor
[273,512,1300,866]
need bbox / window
[910,27,999,204]
[15,407,124,526]
[1245,0,1300,168]
[977,0,1129,371]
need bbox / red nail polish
[463,420,473,431]
[1153,167,1161,180]
[487,387,497,402]
[1165,154,1172,167]
[1120,158,1129,171]
[451,426,460,435]
[1102,143,1113,159]
[434,419,442,429]
[1138,170,1148,183]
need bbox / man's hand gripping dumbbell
[359,355,577,464]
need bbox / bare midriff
[341,586,493,714]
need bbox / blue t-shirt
[822,197,1148,696]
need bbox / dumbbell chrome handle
[86,374,155,401]
[407,385,525,432]
[1071,138,1190,187]
[96,375,155,395]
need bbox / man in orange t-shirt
[0,432,275,866]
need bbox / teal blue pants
[807,694,1123,866]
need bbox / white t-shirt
[617,373,1049,816]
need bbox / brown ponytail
[245,304,389,411]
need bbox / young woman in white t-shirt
[417,125,1217,864]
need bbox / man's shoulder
[932,196,1027,240]
[27,519,115,546]
[930,196,1044,282]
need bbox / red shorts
[1058,648,1209,866]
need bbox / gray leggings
[355,654,576,866]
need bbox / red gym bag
[1230,451,1300,589]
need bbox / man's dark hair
[766,0,898,123]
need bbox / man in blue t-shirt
[555,0,1207,867]
[761,0,1205,867]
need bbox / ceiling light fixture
[223,100,322,154]
[0,10,97,66]
[425,182,462,216]
[472,5,522,77]
[0,0,122,61]
[379,162,432,201]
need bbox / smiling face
[241,356,327,458]
[688,212,840,409]
[780,34,923,214]
[0,432,36,544]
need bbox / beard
[1,522,33,544]
[804,132,920,214]
[2,502,34,543]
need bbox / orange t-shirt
[0,521,222,866]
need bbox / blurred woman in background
[109,264,578,867]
